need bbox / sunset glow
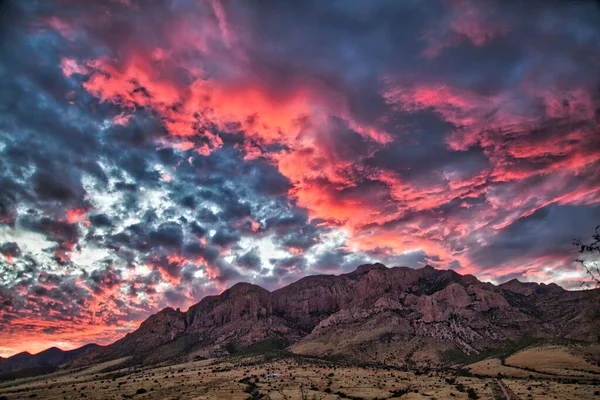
[0,0,599,357]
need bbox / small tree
[574,225,600,287]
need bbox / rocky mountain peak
[73,264,600,369]
[353,263,388,274]
[224,282,270,297]
[420,264,436,273]
[499,278,565,296]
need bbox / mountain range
[68,263,600,369]
[0,344,98,374]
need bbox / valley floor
[0,345,599,399]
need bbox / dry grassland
[0,345,598,399]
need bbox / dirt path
[496,379,521,400]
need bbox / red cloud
[67,18,600,282]
[46,0,600,301]
[65,208,89,226]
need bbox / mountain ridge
[0,344,99,374]
[69,263,599,368]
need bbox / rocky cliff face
[76,264,600,367]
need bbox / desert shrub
[136,388,147,395]
[333,392,366,400]
[466,388,479,399]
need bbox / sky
[0,0,599,357]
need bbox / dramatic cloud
[1,0,599,356]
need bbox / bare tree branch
[573,225,600,287]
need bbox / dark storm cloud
[213,259,243,283]
[0,177,20,226]
[311,248,352,272]
[276,227,323,251]
[86,267,122,295]
[149,222,184,249]
[264,212,328,251]
[270,255,307,277]
[471,204,600,271]
[264,213,309,231]
[246,161,293,196]
[163,288,188,308]
[0,243,20,259]
[195,208,219,223]
[32,168,85,204]
[211,228,241,248]
[182,243,219,263]
[225,0,431,85]
[188,222,207,238]
[180,263,202,283]
[235,247,262,270]
[319,117,375,162]
[366,110,490,186]
[88,214,112,227]
[21,217,79,245]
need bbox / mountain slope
[75,264,600,367]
